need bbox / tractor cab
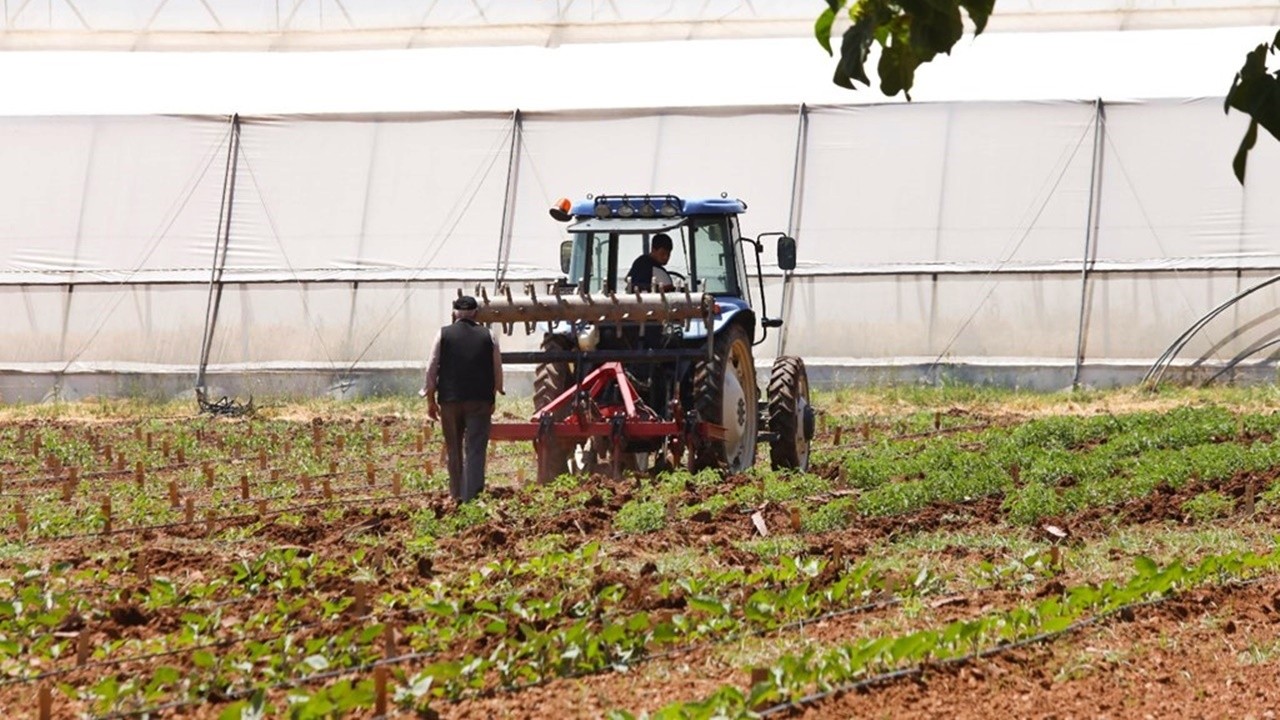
[553,194,795,345]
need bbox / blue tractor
[482,193,814,480]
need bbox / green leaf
[959,0,996,35]
[192,649,216,669]
[302,654,330,672]
[688,596,729,617]
[1234,119,1260,183]
[1133,556,1158,578]
[834,20,875,89]
[816,8,838,56]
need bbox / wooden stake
[423,459,434,477]
[60,479,73,503]
[366,463,375,486]
[168,480,180,509]
[205,509,217,536]
[184,497,194,524]
[352,582,368,615]
[135,551,148,581]
[322,478,332,500]
[382,624,396,658]
[15,503,28,535]
[145,432,153,451]
[103,445,112,464]
[270,468,281,482]
[374,665,388,715]
[328,460,337,476]
[32,435,41,456]
[68,466,78,485]
[114,454,125,473]
[133,426,141,441]
[1246,479,1256,515]
[833,426,842,445]
[391,473,402,496]
[283,440,292,456]
[934,410,942,431]
[240,474,250,501]
[258,448,267,471]
[788,507,801,532]
[415,433,423,454]
[335,435,345,453]
[203,461,214,487]
[38,683,52,720]
[301,476,313,495]
[76,631,90,665]
[175,447,185,465]
[101,497,112,534]
[162,438,170,459]
[256,499,268,517]
[134,461,144,489]
[381,426,390,445]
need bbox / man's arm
[422,329,443,400]
[491,331,505,396]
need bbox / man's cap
[453,295,479,311]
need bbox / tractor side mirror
[777,236,797,271]
[559,240,573,274]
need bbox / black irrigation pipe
[17,488,443,544]
[448,593,905,706]
[755,575,1272,718]
[89,592,907,719]
[92,648,440,720]
[4,600,436,691]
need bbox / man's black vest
[437,319,496,403]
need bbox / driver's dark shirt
[627,254,661,291]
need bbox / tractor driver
[626,233,676,293]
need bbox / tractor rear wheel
[691,323,758,473]
[768,356,812,471]
[533,334,575,482]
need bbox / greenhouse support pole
[777,103,809,357]
[1072,99,1106,390]
[494,110,523,291]
[196,114,241,392]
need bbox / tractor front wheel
[691,323,758,473]
[768,356,813,471]
[533,333,575,482]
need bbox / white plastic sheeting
[1,98,1279,398]
[1,1,1277,50]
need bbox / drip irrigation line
[453,594,904,705]
[755,576,1272,718]
[93,648,440,720]
[18,489,442,544]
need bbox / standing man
[420,295,504,504]
[626,232,676,292]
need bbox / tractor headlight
[577,324,600,352]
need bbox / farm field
[4,386,1280,719]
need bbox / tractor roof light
[594,201,612,219]
[639,199,657,218]
[617,200,635,218]
[660,200,679,218]
[549,197,572,222]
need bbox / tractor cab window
[690,218,738,296]
[571,230,695,294]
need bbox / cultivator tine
[470,286,712,333]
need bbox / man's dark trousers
[439,400,492,502]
